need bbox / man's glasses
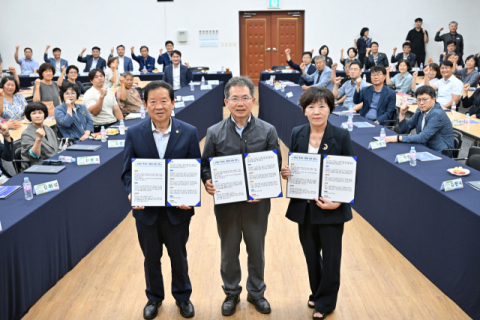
[227,96,253,103]
[417,98,430,104]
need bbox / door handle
[265,48,271,51]
[273,48,278,52]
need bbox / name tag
[208,80,219,85]
[341,122,348,129]
[440,178,463,191]
[274,84,282,90]
[368,140,386,150]
[200,85,212,90]
[452,119,465,126]
[281,69,293,73]
[34,180,60,195]
[29,73,39,77]
[80,72,89,76]
[77,155,101,166]
[108,140,125,148]
[175,101,185,108]
[285,92,293,98]
[395,153,410,163]
[182,95,195,101]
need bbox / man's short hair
[0,76,20,94]
[92,46,101,52]
[415,18,423,22]
[107,57,118,68]
[52,48,61,53]
[224,76,255,99]
[140,46,149,52]
[117,45,125,50]
[143,81,174,102]
[446,40,457,47]
[302,51,313,58]
[123,71,134,78]
[171,50,182,58]
[440,60,454,68]
[88,68,105,81]
[38,63,56,79]
[402,42,411,49]
[315,55,326,63]
[415,85,436,99]
[299,86,335,115]
[66,65,79,75]
[347,47,358,56]
[397,59,412,71]
[165,40,174,47]
[449,21,458,27]
[59,81,80,102]
[370,65,386,75]
[24,47,32,53]
[24,102,48,122]
[371,42,379,47]
[349,61,362,69]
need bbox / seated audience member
[33,63,61,107]
[391,42,417,67]
[438,40,464,67]
[354,65,396,124]
[300,55,333,90]
[104,57,120,88]
[338,61,351,87]
[43,45,68,74]
[364,42,389,70]
[355,27,371,68]
[424,60,463,109]
[332,61,368,108]
[157,40,176,70]
[285,48,315,86]
[57,65,86,94]
[313,45,333,67]
[444,52,463,71]
[14,46,39,74]
[412,63,441,92]
[0,70,27,122]
[55,82,93,141]
[340,47,361,67]
[77,47,106,72]
[385,85,454,156]
[83,69,123,132]
[109,45,133,73]
[461,83,480,118]
[116,72,142,114]
[455,55,479,87]
[386,60,413,93]
[21,102,59,170]
[131,46,155,72]
[0,122,14,184]
[163,50,193,90]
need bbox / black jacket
[462,88,480,118]
[0,138,14,177]
[285,122,355,225]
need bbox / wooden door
[240,11,304,85]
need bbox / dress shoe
[143,300,162,319]
[247,293,271,314]
[176,300,195,318]
[222,293,240,316]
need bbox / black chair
[441,129,463,159]
[135,87,143,101]
[12,145,30,174]
[30,81,36,86]
[465,146,480,168]
[82,82,93,90]
[467,154,480,171]
[190,67,209,73]
[272,65,288,71]
[26,97,33,104]
[383,107,399,133]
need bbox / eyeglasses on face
[227,96,253,103]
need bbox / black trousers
[414,52,426,67]
[358,53,366,68]
[135,209,192,303]
[298,204,345,314]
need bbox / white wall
[1,0,479,75]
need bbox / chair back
[272,65,288,71]
[467,154,480,171]
[190,67,209,72]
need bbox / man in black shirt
[406,18,429,67]
[435,21,464,65]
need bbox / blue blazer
[391,52,417,67]
[354,85,396,124]
[131,54,155,72]
[163,64,193,89]
[364,52,390,70]
[108,54,134,72]
[43,54,68,69]
[157,52,175,69]
[121,117,201,226]
[287,59,316,85]
[398,103,455,155]
[77,55,106,72]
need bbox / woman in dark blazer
[461,83,480,118]
[281,87,354,320]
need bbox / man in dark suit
[157,40,176,70]
[285,48,315,86]
[163,50,193,91]
[363,42,389,70]
[0,123,14,184]
[353,65,396,125]
[77,46,106,72]
[108,45,134,73]
[391,42,417,67]
[131,46,156,72]
[121,81,200,319]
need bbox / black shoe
[312,309,326,320]
[222,293,240,316]
[308,299,315,308]
[176,300,195,318]
[247,293,271,314]
[143,300,162,320]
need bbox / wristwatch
[397,135,400,142]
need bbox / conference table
[0,82,224,320]
[258,81,480,320]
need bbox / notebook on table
[67,145,102,151]
[0,186,22,199]
[23,165,66,174]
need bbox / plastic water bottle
[465,113,470,129]
[451,101,456,116]
[221,65,225,73]
[420,63,423,71]
[58,156,76,163]
[281,83,285,92]
[140,105,146,119]
[201,76,205,86]
[380,128,386,141]
[101,126,107,142]
[363,74,366,81]
[403,93,407,104]
[410,146,416,167]
[190,81,194,91]
[347,115,353,132]
[24,177,33,200]
[119,120,125,135]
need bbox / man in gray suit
[201,76,281,317]
[364,42,390,70]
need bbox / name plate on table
[368,140,386,149]
[207,70,217,74]
[274,84,282,90]
[281,69,294,73]
[29,73,39,77]
[452,119,465,126]
[108,140,125,148]
[440,178,463,191]
[353,122,375,128]
[395,153,410,163]
[208,80,219,85]
[175,102,185,108]
[80,72,89,76]
[200,85,212,90]
[77,155,100,166]
[131,71,141,75]
[34,180,60,195]
[285,92,293,98]
[182,95,195,101]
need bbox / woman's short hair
[107,57,118,68]
[397,59,412,71]
[24,102,48,121]
[428,63,442,79]
[0,76,20,94]
[66,65,79,75]
[347,47,358,57]
[318,45,329,57]
[360,27,369,37]
[299,86,335,115]
[38,63,55,79]
[59,81,80,102]
[465,55,478,67]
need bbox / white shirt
[55,61,61,74]
[173,64,181,90]
[117,56,125,74]
[436,75,463,107]
[151,118,172,159]
[421,107,433,131]
[308,144,319,154]
[83,87,118,125]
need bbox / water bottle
[451,101,456,116]
[402,93,407,104]
[190,81,194,91]
[410,146,416,167]
[221,65,225,73]
[420,63,423,71]
[101,126,107,142]
[201,76,205,86]
[119,120,125,135]
[347,115,353,132]
[24,177,33,200]
[465,113,470,129]
[363,74,366,81]
[58,156,76,163]
[380,128,386,141]
[281,83,285,92]
[140,105,146,119]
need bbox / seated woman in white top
[386,60,413,94]
[104,57,120,88]
[412,63,441,92]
